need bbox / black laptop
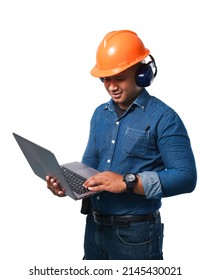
[13,133,99,200]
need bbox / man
[46,30,197,260]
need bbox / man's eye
[103,77,125,82]
[116,77,124,81]
[103,78,111,82]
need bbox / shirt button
[96,196,100,200]
[107,159,111,163]
[116,121,119,125]
[111,140,115,144]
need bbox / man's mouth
[111,92,122,99]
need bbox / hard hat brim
[90,49,150,78]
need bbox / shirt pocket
[123,127,149,157]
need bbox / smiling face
[102,64,142,109]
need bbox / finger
[57,190,65,196]
[83,176,99,189]
[53,182,66,196]
[46,175,52,184]
[51,182,61,194]
[88,182,110,192]
[46,176,55,187]
[48,178,57,188]
[87,185,102,192]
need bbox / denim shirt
[82,89,197,215]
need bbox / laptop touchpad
[77,167,98,178]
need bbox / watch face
[126,174,136,182]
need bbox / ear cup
[135,55,157,87]
[135,64,154,87]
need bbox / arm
[84,171,145,194]
[138,110,197,198]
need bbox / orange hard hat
[90,30,150,78]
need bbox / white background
[0,0,209,279]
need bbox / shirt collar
[103,88,150,112]
[133,88,150,111]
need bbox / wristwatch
[123,173,138,192]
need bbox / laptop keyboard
[61,167,89,195]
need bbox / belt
[92,210,158,227]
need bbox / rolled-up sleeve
[138,171,163,199]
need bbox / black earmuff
[135,55,157,87]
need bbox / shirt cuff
[137,171,163,199]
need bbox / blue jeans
[84,211,164,260]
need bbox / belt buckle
[92,211,101,224]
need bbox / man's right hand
[46,176,66,197]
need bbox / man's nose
[108,80,118,90]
